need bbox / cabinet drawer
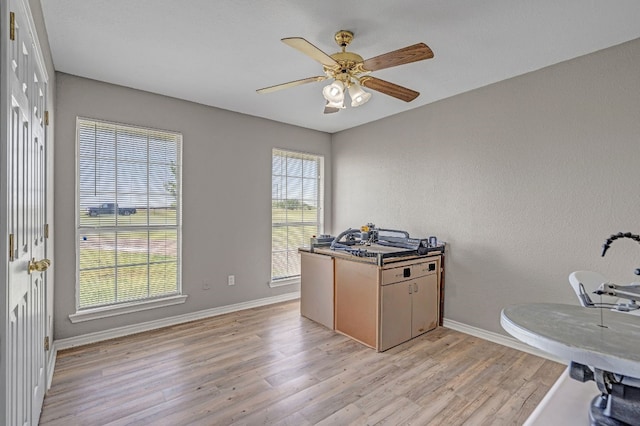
[381,266,412,285]
[412,261,438,278]
[381,260,438,285]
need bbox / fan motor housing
[334,30,354,47]
[325,51,366,79]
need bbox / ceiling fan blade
[256,76,327,94]
[362,43,434,72]
[323,102,340,114]
[360,76,420,102]
[281,37,338,67]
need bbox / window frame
[72,117,185,321]
[271,148,324,285]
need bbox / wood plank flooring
[40,300,565,425]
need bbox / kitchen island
[300,245,444,351]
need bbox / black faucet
[601,232,640,275]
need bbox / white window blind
[76,118,182,310]
[272,149,324,281]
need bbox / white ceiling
[41,0,640,134]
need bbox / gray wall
[54,73,332,339]
[332,38,640,334]
[54,38,640,341]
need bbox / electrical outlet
[228,275,235,286]
[202,280,211,290]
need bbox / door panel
[412,274,438,337]
[334,259,379,348]
[300,252,334,329]
[380,281,412,351]
[4,0,49,424]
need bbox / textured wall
[54,74,331,339]
[54,38,640,340]
[332,38,640,334]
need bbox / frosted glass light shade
[348,84,371,107]
[325,98,345,109]
[322,81,345,103]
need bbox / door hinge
[44,223,49,239]
[10,12,16,41]
[9,234,15,262]
[44,111,49,125]
[44,336,50,351]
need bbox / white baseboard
[443,318,567,365]
[47,342,58,390]
[55,292,300,351]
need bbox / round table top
[501,303,640,378]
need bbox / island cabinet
[300,251,335,330]
[379,262,439,351]
[334,255,441,352]
[334,259,379,348]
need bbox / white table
[501,303,640,425]
[501,303,640,377]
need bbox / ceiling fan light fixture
[348,84,372,107]
[324,100,342,114]
[325,98,345,109]
[322,81,345,103]
[257,31,434,114]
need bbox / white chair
[568,270,618,308]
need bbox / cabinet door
[412,274,438,337]
[300,252,334,330]
[380,282,412,351]
[335,259,379,348]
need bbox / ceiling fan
[256,30,434,114]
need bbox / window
[76,118,182,312]
[271,149,324,282]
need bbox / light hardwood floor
[40,300,565,425]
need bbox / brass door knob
[29,258,51,274]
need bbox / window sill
[269,276,300,288]
[69,294,188,323]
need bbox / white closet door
[4,0,49,424]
